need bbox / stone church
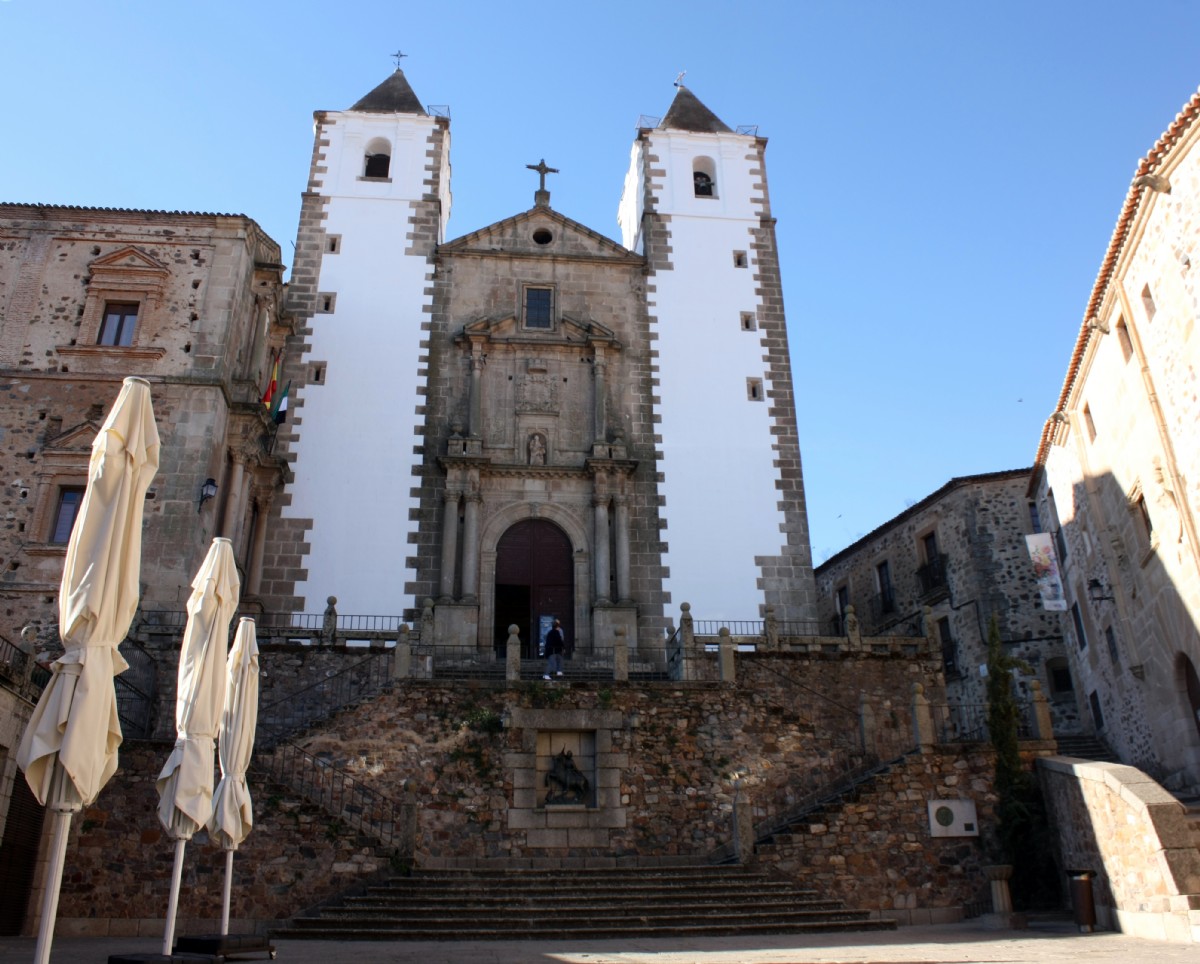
[269,68,817,657]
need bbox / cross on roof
[526,158,559,192]
[392,50,408,69]
[674,70,687,88]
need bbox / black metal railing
[257,650,395,747]
[256,741,406,849]
[137,610,409,636]
[115,638,158,738]
[932,701,1034,743]
[866,590,897,629]
[0,633,49,697]
[916,554,950,597]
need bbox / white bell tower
[618,85,816,623]
[280,69,451,614]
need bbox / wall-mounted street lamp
[198,478,218,513]
[1087,578,1115,602]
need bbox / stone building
[271,70,817,656]
[0,204,290,925]
[1029,86,1200,789]
[814,469,1079,734]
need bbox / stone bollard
[718,627,736,683]
[506,624,522,683]
[764,605,779,651]
[322,595,338,646]
[733,779,755,864]
[392,625,412,679]
[911,682,935,752]
[613,626,629,682]
[1030,679,1054,740]
[858,692,875,754]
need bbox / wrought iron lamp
[198,478,218,513]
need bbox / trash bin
[1067,869,1096,932]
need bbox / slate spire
[659,85,732,134]
[349,69,426,115]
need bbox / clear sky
[2,1,1198,566]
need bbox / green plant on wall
[985,614,1057,908]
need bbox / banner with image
[1026,533,1067,611]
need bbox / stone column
[461,492,481,602]
[1030,679,1054,741]
[468,348,484,437]
[245,488,273,597]
[592,353,608,443]
[220,454,247,538]
[593,495,611,604]
[439,490,461,602]
[613,495,631,603]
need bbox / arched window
[363,137,391,179]
[693,156,717,198]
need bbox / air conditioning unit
[928,799,979,837]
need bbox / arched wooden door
[494,519,574,658]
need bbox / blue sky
[2,1,1198,565]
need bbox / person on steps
[543,619,565,680]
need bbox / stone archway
[493,519,574,658]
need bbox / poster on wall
[1025,533,1067,611]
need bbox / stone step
[1054,734,1121,762]
[274,866,895,942]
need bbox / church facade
[270,70,817,657]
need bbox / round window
[533,229,553,246]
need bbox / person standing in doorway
[543,619,565,680]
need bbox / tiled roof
[1032,86,1200,474]
[0,201,249,219]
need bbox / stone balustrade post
[506,624,522,683]
[718,627,736,683]
[764,605,779,651]
[613,626,629,682]
[844,604,861,646]
[393,625,412,679]
[1030,679,1054,740]
[912,682,935,752]
[680,602,697,679]
[420,598,435,646]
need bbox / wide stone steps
[1054,733,1121,762]
[272,866,896,941]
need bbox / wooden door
[494,519,574,657]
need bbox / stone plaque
[517,373,559,414]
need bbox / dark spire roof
[349,70,426,114]
[659,85,731,133]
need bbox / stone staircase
[1054,733,1121,762]
[272,866,897,941]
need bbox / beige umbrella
[156,536,240,955]
[15,376,159,964]
[209,616,260,935]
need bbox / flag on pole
[261,353,279,409]
[271,381,291,425]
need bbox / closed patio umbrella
[155,536,240,955]
[15,376,159,964]
[209,616,260,935]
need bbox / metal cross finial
[526,158,559,192]
[392,50,408,69]
[674,70,687,88]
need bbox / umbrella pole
[32,810,72,964]
[162,837,187,956]
[221,848,234,935]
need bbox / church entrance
[494,519,574,658]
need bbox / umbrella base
[176,934,276,960]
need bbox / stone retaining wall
[1038,755,1200,942]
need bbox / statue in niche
[528,433,546,466]
[544,748,590,805]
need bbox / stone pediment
[43,421,101,453]
[440,208,640,263]
[88,246,170,275]
[459,312,620,349]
